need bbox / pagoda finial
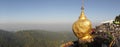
[81,0,84,10]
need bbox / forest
[0,30,76,47]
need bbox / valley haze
[0,23,98,31]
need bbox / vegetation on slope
[0,30,76,47]
[113,15,120,25]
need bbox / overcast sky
[0,0,120,31]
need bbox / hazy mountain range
[0,23,99,32]
[0,29,76,47]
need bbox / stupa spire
[79,0,87,19]
[81,0,84,10]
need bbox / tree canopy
[113,15,120,25]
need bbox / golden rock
[72,6,93,43]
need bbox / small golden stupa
[72,0,93,43]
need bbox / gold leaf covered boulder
[72,7,93,43]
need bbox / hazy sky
[0,0,120,31]
[0,0,120,24]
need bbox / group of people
[61,23,120,47]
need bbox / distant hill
[0,30,76,47]
[0,30,21,47]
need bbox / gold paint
[72,1,93,42]
[60,41,73,47]
[109,36,115,47]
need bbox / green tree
[113,15,120,25]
